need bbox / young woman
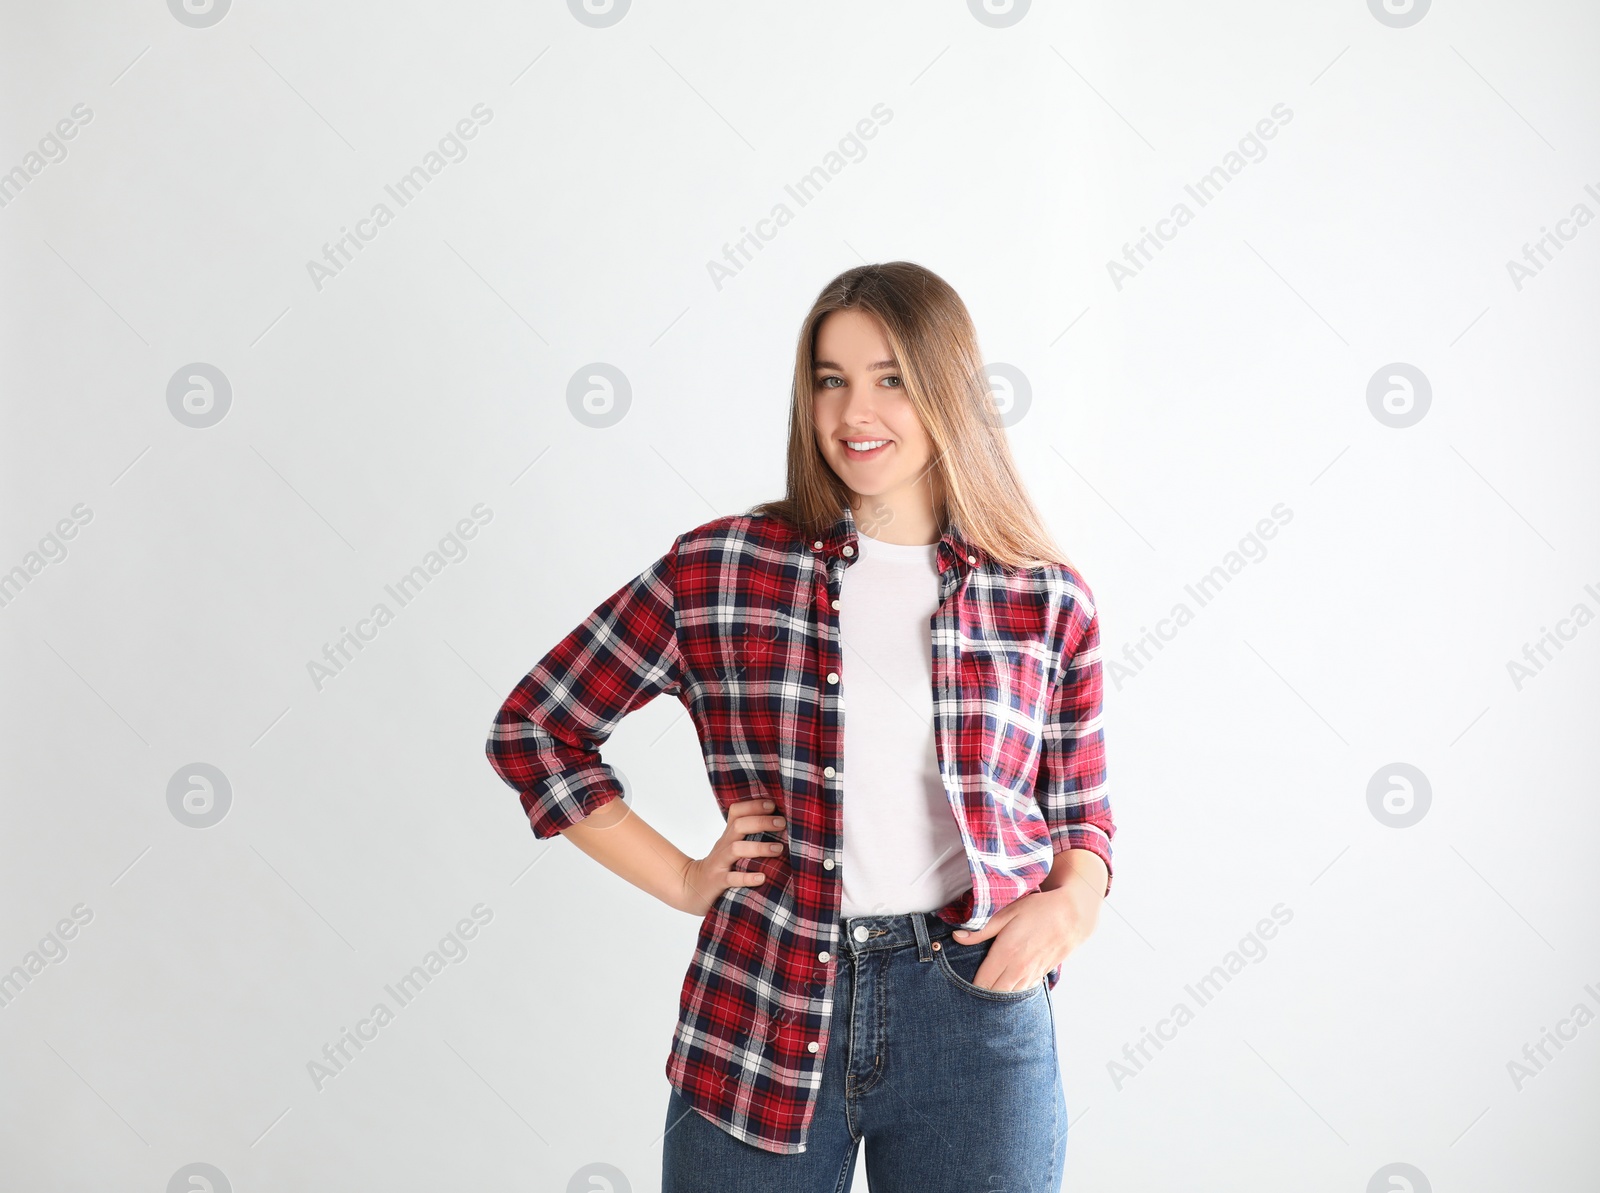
[485,261,1116,1192]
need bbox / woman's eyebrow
[814,358,899,371]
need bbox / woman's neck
[851,483,943,546]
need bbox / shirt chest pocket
[958,640,1053,792]
[708,614,785,689]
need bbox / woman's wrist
[1034,848,1107,937]
[670,855,710,915]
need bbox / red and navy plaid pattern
[485,501,1115,1155]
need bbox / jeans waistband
[839,909,963,961]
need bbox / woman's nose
[840,392,877,420]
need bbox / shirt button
[842,545,854,556]
[852,925,869,942]
[967,554,977,565]
[823,766,836,777]
[813,540,824,550]
[818,951,830,962]
[823,858,834,869]
[831,598,840,609]
[826,672,838,684]
[807,1041,819,1052]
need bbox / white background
[2,1,1597,1190]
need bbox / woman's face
[811,309,936,505]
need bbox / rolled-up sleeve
[1035,596,1116,895]
[485,536,686,839]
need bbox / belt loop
[911,910,933,961]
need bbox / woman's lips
[842,440,891,461]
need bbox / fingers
[715,861,765,887]
[714,796,785,891]
[731,809,785,838]
[992,959,1030,991]
[947,908,1011,940]
[732,796,775,816]
[971,954,1038,992]
[731,838,785,858]
[680,855,765,915]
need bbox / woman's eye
[816,374,899,389]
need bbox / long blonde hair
[747,261,1075,574]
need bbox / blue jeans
[660,909,1068,1192]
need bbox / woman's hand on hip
[675,794,786,917]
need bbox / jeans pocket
[933,937,1047,1003]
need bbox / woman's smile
[842,437,893,460]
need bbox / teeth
[846,439,889,451]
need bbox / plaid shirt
[485,500,1114,1155]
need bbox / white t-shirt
[837,528,973,918]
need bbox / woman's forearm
[1039,846,1109,901]
[558,796,695,912]
[557,792,781,918]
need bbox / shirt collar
[807,500,986,574]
